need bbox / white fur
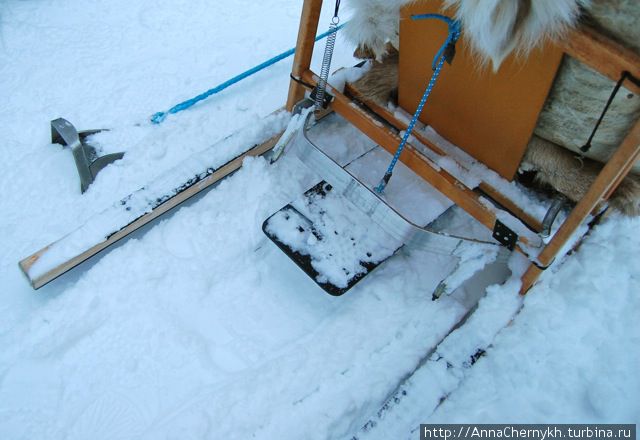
[343,0,412,60]
[345,0,584,68]
[444,0,584,69]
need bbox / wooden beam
[520,118,640,294]
[20,134,281,289]
[345,83,544,232]
[560,25,640,95]
[477,185,543,233]
[286,0,323,111]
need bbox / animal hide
[534,56,640,172]
[349,48,398,106]
[522,136,640,216]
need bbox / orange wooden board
[398,1,564,180]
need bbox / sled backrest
[398,1,564,180]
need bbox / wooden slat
[286,0,323,111]
[20,134,281,289]
[560,25,640,95]
[477,185,543,233]
[520,118,640,294]
[345,83,544,232]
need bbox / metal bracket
[51,118,124,193]
[492,220,518,250]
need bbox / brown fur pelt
[521,136,640,217]
[349,47,399,107]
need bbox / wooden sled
[285,0,640,294]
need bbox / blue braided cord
[412,14,460,70]
[151,23,346,124]
[375,15,460,194]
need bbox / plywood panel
[398,1,564,180]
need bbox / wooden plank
[20,134,281,289]
[560,25,640,96]
[520,118,640,294]
[286,0,323,111]
[345,83,544,232]
[302,70,537,251]
[399,1,564,180]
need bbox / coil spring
[315,18,339,111]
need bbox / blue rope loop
[375,14,461,194]
[151,23,346,125]
[412,13,461,70]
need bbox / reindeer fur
[350,48,398,107]
[522,137,640,216]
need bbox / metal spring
[315,18,339,111]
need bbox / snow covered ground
[0,1,638,439]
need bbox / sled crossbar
[288,0,640,294]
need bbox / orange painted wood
[286,0,323,111]
[398,1,564,180]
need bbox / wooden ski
[20,117,286,289]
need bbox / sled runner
[20,115,285,289]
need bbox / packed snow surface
[0,1,638,439]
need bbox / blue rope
[375,14,461,194]
[151,23,346,124]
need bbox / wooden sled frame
[287,0,640,294]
